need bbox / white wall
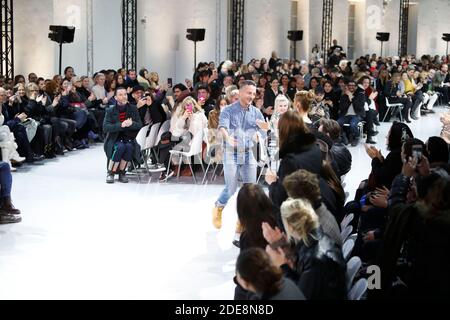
[92,0,122,72]
[137,0,224,84]
[14,0,55,78]
[11,0,450,81]
[244,0,291,61]
[416,0,450,57]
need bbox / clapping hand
[266,245,287,267]
[121,118,133,128]
[264,169,278,185]
[262,222,283,245]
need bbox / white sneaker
[149,163,166,172]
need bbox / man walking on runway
[212,80,267,229]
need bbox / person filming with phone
[196,84,214,119]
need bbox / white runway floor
[0,106,447,299]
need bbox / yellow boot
[212,206,223,229]
[235,220,243,234]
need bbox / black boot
[118,170,129,183]
[106,171,115,184]
[0,197,21,215]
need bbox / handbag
[21,118,39,142]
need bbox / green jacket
[103,103,142,161]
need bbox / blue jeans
[71,110,88,129]
[216,150,257,208]
[111,141,133,162]
[338,115,362,140]
[0,162,12,198]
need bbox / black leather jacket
[281,228,347,300]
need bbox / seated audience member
[58,80,92,149]
[338,79,366,146]
[359,76,379,144]
[103,87,142,184]
[262,198,346,300]
[319,119,352,178]
[159,97,207,182]
[293,90,315,127]
[384,72,412,122]
[206,95,227,164]
[263,78,282,119]
[234,183,278,299]
[236,248,306,301]
[0,162,21,224]
[418,71,438,112]
[0,89,25,169]
[283,170,341,245]
[376,158,450,299]
[309,87,330,125]
[401,67,424,120]
[323,81,341,120]
[196,84,215,118]
[265,110,338,221]
[432,63,450,105]
[25,83,54,158]
[3,85,43,163]
[269,94,290,134]
[364,121,413,192]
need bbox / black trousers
[387,97,412,121]
[435,86,450,104]
[11,125,33,160]
[31,124,52,155]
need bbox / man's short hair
[283,170,321,203]
[132,85,145,94]
[196,84,210,93]
[173,83,187,92]
[320,118,341,141]
[239,80,256,90]
[114,86,127,96]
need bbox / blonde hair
[176,96,203,117]
[280,198,320,246]
[225,85,238,102]
[25,83,39,98]
[294,90,315,113]
[274,94,291,113]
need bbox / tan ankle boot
[212,206,223,229]
[235,220,243,234]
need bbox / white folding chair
[144,123,161,163]
[201,128,222,184]
[342,238,355,261]
[346,256,362,291]
[384,97,404,122]
[167,130,205,184]
[341,224,353,243]
[348,278,368,300]
[256,132,270,184]
[340,213,354,231]
[348,233,357,243]
[153,120,171,162]
[135,124,151,176]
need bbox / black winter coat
[339,87,366,118]
[269,132,338,221]
[281,228,346,300]
[103,103,142,161]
